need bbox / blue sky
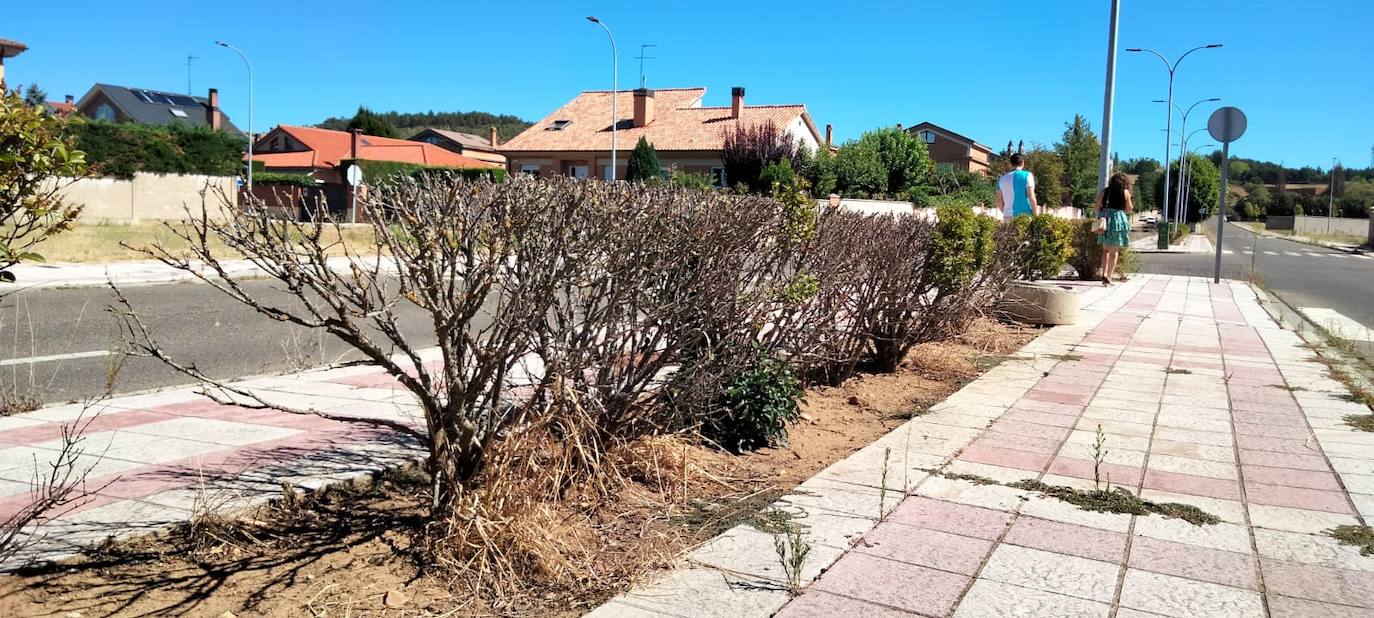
[6,1,1372,169]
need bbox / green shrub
[255,172,316,187]
[342,158,507,184]
[759,159,797,194]
[704,351,804,452]
[1014,215,1075,280]
[930,204,995,290]
[670,170,713,190]
[1117,247,1140,277]
[69,120,245,178]
[626,136,662,183]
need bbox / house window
[94,103,116,121]
[519,164,541,176]
[919,130,936,144]
[710,167,727,188]
[602,165,615,180]
[568,165,589,179]
[547,119,573,131]
[424,135,440,144]
[169,108,188,118]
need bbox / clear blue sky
[7,0,1372,169]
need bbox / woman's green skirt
[1098,208,1130,247]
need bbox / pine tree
[346,107,397,138]
[1053,115,1101,211]
[23,84,47,108]
[625,136,662,183]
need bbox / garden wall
[1293,215,1370,240]
[54,173,237,223]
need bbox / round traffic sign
[345,164,363,187]
[1207,107,1247,143]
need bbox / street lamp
[215,41,253,193]
[586,16,618,181]
[1128,43,1222,248]
[1182,142,1216,221]
[1173,127,1210,224]
[1329,157,1338,233]
[1154,97,1220,228]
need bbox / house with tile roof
[253,124,499,180]
[501,86,822,186]
[74,84,242,135]
[408,128,507,166]
[907,121,994,174]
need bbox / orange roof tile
[500,88,819,153]
[255,125,500,170]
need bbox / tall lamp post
[1329,157,1338,233]
[1182,141,1216,221]
[586,16,618,181]
[1155,97,1220,228]
[1172,127,1210,225]
[215,41,253,193]
[1128,44,1222,248]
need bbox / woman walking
[1096,172,1134,285]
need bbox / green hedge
[69,120,246,179]
[1014,215,1075,280]
[931,204,996,290]
[255,172,316,187]
[340,158,507,184]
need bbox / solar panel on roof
[170,95,199,106]
[132,90,153,103]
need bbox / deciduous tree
[1053,114,1100,211]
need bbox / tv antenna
[186,54,199,94]
[635,44,657,89]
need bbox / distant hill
[316,110,534,142]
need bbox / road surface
[0,280,438,404]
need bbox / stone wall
[1292,215,1370,239]
[54,173,237,223]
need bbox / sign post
[344,164,363,224]
[1207,106,1247,283]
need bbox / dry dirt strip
[584,274,1374,618]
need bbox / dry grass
[22,222,378,263]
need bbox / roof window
[169,108,188,118]
[547,119,573,131]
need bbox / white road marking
[0,350,113,367]
[1263,251,1278,255]
[1222,250,1234,255]
[1284,251,1301,256]
[1356,254,1372,260]
[1301,307,1374,342]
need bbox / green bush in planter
[1013,214,1075,280]
[1069,219,1104,280]
[931,204,995,290]
[703,351,804,453]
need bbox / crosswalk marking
[1285,251,1301,256]
[1222,250,1234,255]
[1305,253,1323,257]
[1263,250,1278,255]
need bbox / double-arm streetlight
[1182,141,1217,220]
[1128,44,1221,247]
[1155,97,1220,227]
[215,41,253,192]
[586,16,617,181]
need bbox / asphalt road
[1137,221,1374,333]
[0,280,438,404]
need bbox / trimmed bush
[1014,214,1075,280]
[930,204,996,290]
[704,351,804,452]
[70,120,245,179]
[255,172,316,187]
[1069,219,1104,280]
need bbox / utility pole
[1096,0,1120,191]
[635,44,657,89]
[1329,157,1338,233]
[186,54,198,95]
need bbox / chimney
[633,88,655,127]
[731,86,745,119]
[351,128,361,159]
[64,94,73,104]
[489,126,498,147]
[207,88,222,131]
[896,123,903,132]
[824,124,833,148]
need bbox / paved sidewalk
[1131,233,1214,254]
[588,274,1374,618]
[0,350,438,570]
[0,256,364,290]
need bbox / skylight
[169,109,188,118]
[547,120,572,131]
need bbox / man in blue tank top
[995,153,1041,218]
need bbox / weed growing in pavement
[671,488,790,537]
[1328,525,1374,556]
[973,354,1032,371]
[878,447,891,522]
[773,521,811,593]
[939,471,999,486]
[1345,414,1374,433]
[1008,480,1220,526]
[1049,353,1084,362]
[1269,383,1308,392]
[1165,368,1192,375]
[0,385,40,417]
[1091,424,1110,491]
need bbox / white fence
[818,197,1081,221]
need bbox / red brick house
[907,121,994,174]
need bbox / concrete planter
[998,280,1079,325]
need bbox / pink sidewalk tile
[1235,433,1325,456]
[0,409,185,446]
[1244,482,1355,514]
[1238,449,1332,472]
[1127,535,1259,590]
[887,497,1013,541]
[1142,469,1242,501]
[957,444,1052,472]
[1266,595,1374,618]
[811,552,969,617]
[775,591,917,618]
[1023,389,1093,407]
[1232,421,1316,440]
[857,523,994,576]
[1002,516,1127,563]
[1262,559,1374,609]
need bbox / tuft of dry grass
[0,385,40,417]
[26,222,377,263]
